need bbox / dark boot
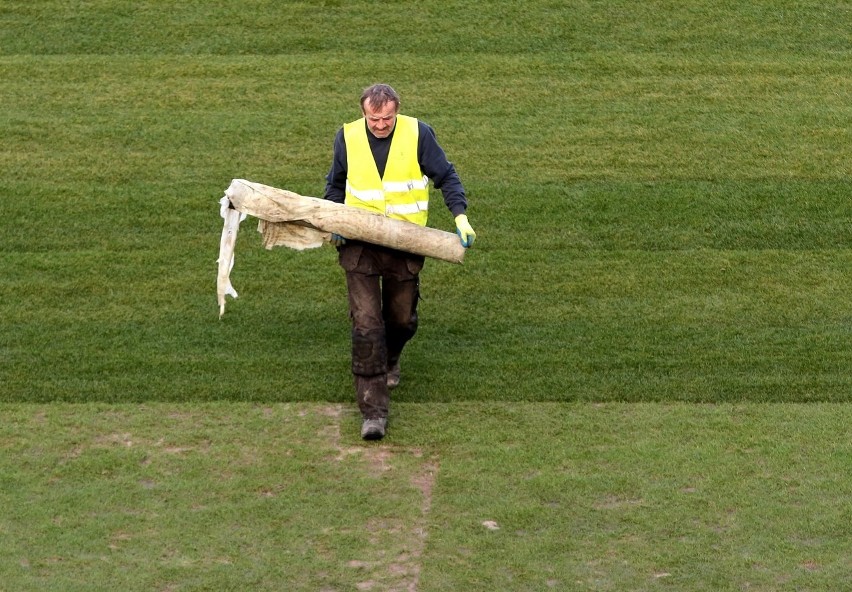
[361,417,388,440]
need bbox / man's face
[362,99,398,139]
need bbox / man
[324,83,476,440]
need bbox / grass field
[1,1,850,590]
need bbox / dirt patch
[365,453,438,591]
[318,407,439,592]
[362,447,395,475]
[317,404,344,455]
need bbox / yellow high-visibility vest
[343,114,429,227]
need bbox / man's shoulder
[415,119,439,143]
[343,118,364,133]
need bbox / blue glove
[454,214,476,248]
[330,233,347,247]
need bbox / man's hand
[331,233,347,247]
[454,214,476,248]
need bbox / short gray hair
[360,83,400,112]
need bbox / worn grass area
[1,402,850,591]
[0,403,435,591]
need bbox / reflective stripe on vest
[343,114,429,226]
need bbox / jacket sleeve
[417,121,468,217]
[323,127,347,203]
